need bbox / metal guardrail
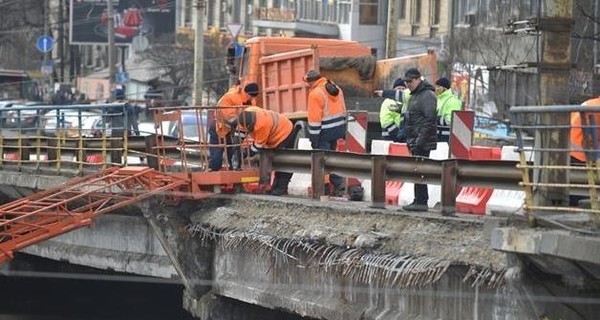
[259,149,524,215]
[511,105,600,227]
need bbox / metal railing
[258,149,524,215]
[510,105,600,227]
[0,103,135,174]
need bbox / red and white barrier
[455,146,502,215]
[449,111,475,159]
[346,112,368,154]
[484,146,530,216]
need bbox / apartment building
[246,0,451,59]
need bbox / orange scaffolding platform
[0,166,188,263]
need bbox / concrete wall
[20,214,177,279]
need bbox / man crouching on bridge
[236,107,296,196]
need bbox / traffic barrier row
[372,140,528,216]
[380,141,449,208]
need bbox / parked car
[164,110,209,142]
[42,109,104,137]
[0,101,46,130]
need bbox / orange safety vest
[237,108,293,153]
[570,97,600,162]
[215,87,255,137]
[307,77,347,141]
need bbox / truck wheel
[293,121,309,149]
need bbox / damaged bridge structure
[1,104,600,319]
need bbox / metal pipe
[511,105,600,113]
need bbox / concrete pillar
[535,0,573,210]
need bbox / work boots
[267,180,288,196]
[402,202,429,212]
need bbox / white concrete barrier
[485,146,527,216]
[288,138,313,196]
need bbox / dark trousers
[411,148,431,204]
[208,121,240,171]
[271,131,296,191]
[317,139,344,189]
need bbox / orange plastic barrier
[456,146,502,215]
[469,146,501,161]
[3,153,20,161]
[388,143,410,157]
[85,155,103,163]
[384,143,410,205]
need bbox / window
[399,0,406,20]
[431,0,440,25]
[337,0,351,24]
[359,0,378,25]
[411,0,421,24]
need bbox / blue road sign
[228,42,243,57]
[36,36,54,53]
[116,72,130,85]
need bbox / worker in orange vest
[237,107,295,196]
[304,69,347,196]
[208,82,259,171]
[570,97,600,164]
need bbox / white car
[43,109,104,137]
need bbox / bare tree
[140,31,230,105]
[0,0,45,70]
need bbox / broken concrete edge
[187,223,506,289]
[491,227,600,265]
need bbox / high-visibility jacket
[570,97,600,162]
[237,107,293,154]
[379,89,411,140]
[215,86,255,137]
[436,89,462,138]
[379,98,402,139]
[307,77,347,146]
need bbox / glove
[246,154,260,163]
[388,101,402,113]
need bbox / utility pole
[58,0,64,83]
[193,0,205,106]
[535,0,573,208]
[385,0,397,59]
[107,0,117,95]
[43,0,51,101]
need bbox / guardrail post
[311,151,325,200]
[441,160,458,216]
[370,155,386,209]
[259,151,274,186]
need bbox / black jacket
[405,81,438,151]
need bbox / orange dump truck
[228,36,438,151]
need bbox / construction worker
[237,107,295,196]
[402,68,438,212]
[208,82,259,171]
[376,78,410,142]
[434,77,462,142]
[570,97,600,164]
[304,69,347,196]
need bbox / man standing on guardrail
[209,82,259,171]
[305,69,347,197]
[402,68,438,212]
[434,77,462,142]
